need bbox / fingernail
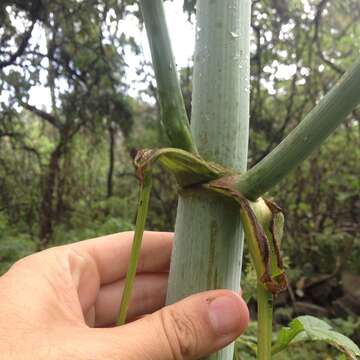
[208,294,247,336]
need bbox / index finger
[70,231,173,285]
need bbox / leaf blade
[272,316,360,359]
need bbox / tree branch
[20,101,62,129]
[0,21,36,69]
[313,0,345,75]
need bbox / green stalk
[117,170,152,326]
[166,1,251,360]
[139,0,197,154]
[236,56,360,200]
[257,283,273,360]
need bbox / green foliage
[235,319,360,360]
[0,213,36,274]
[242,260,258,302]
[272,316,360,359]
[273,127,360,274]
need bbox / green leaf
[235,335,258,355]
[272,316,360,359]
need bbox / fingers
[70,231,173,285]
[7,232,173,323]
[69,231,172,318]
[104,290,249,360]
[94,273,168,327]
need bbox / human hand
[0,231,249,359]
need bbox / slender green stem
[139,0,197,154]
[257,282,273,360]
[236,56,360,200]
[116,170,152,326]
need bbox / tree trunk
[107,125,115,198]
[39,142,63,248]
[166,1,251,360]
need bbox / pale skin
[0,231,249,359]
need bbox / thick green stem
[139,0,197,153]
[167,1,251,360]
[237,56,360,200]
[117,171,152,325]
[257,283,273,360]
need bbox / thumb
[110,289,249,360]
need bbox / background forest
[1,0,359,357]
